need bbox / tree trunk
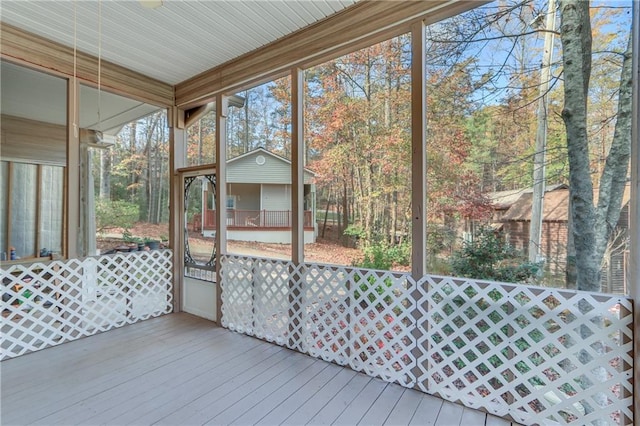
[593,34,633,263]
[321,190,331,239]
[129,122,137,203]
[342,180,349,246]
[560,0,633,292]
[559,0,600,291]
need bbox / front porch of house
[1,312,518,426]
[192,209,316,245]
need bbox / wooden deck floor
[1,313,518,426]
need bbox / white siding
[228,183,260,210]
[226,150,314,184]
[262,184,291,211]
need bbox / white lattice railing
[1,250,173,360]
[220,254,634,426]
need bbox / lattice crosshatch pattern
[1,250,173,360]
[415,275,634,425]
[220,254,634,425]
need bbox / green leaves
[450,227,541,283]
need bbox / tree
[558,0,632,291]
[430,0,630,289]
[450,227,540,282]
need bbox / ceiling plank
[1,23,173,107]
[175,0,481,107]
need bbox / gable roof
[501,183,631,222]
[488,184,568,210]
[227,147,316,176]
[501,189,569,222]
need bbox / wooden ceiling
[0,1,357,86]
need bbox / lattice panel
[252,259,295,344]
[220,255,634,425]
[415,275,634,425]
[221,256,417,386]
[301,265,416,384]
[1,250,173,360]
[220,256,256,334]
[301,264,352,365]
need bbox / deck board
[0,313,507,426]
[384,387,425,425]
[307,372,371,425]
[435,401,465,426]
[332,377,388,425]
[408,393,444,425]
[357,381,406,425]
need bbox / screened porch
[1,1,638,425]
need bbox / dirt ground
[98,222,364,266]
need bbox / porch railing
[1,250,173,360]
[192,210,313,230]
[220,254,634,425]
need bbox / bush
[96,200,139,233]
[450,227,540,283]
[355,242,411,270]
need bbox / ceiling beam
[175,0,483,108]
[1,23,173,107]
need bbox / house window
[0,161,64,260]
[226,195,236,210]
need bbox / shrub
[355,242,411,271]
[96,200,139,234]
[450,227,540,283]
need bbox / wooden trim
[66,78,80,259]
[184,103,214,129]
[175,1,481,107]
[1,115,67,166]
[62,167,68,258]
[176,164,218,174]
[1,23,173,107]
[291,68,304,264]
[35,165,42,254]
[214,95,228,325]
[411,21,427,279]
[169,107,187,314]
[6,162,14,253]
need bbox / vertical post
[629,1,639,422]
[291,67,305,264]
[169,106,186,313]
[67,77,80,259]
[36,165,42,254]
[289,67,305,350]
[410,20,428,392]
[411,21,427,279]
[215,94,228,325]
[529,0,557,263]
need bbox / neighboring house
[498,185,570,284]
[192,147,317,244]
[485,184,630,294]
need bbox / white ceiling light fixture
[139,0,163,10]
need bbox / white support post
[215,94,228,325]
[169,106,186,313]
[630,1,639,422]
[411,21,427,279]
[291,67,305,264]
